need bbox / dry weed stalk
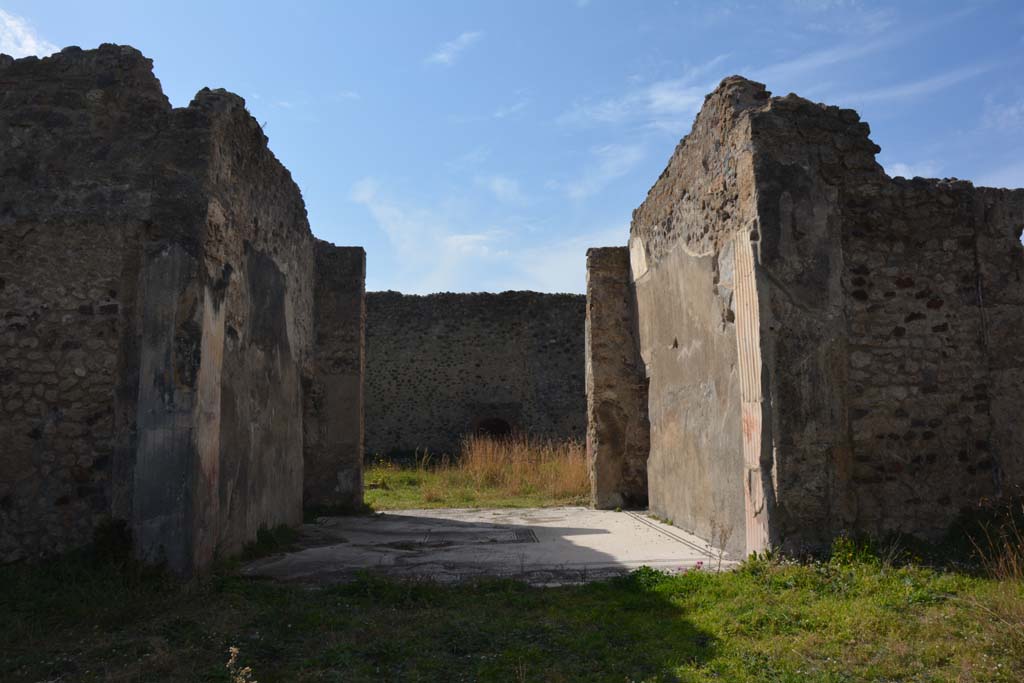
[226,646,258,683]
[971,503,1024,583]
[964,503,1024,655]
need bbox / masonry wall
[743,92,876,552]
[627,79,765,557]
[746,89,1024,549]
[585,248,649,509]
[304,241,365,510]
[837,180,1024,542]
[187,90,315,567]
[620,75,1024,556]
[0,45,316,573]
[365,291,586,457]
[0,46,168,561]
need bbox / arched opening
[475,417,512,438]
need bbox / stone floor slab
[242,507,731,585]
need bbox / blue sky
[2,1,1022,293]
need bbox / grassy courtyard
[1,536,1022,682]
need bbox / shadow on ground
[243,507,721,585]
[0,541,717,682]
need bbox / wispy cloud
[845,64,994,104]
[476,175,526,203]
[883,160,942,179]
[351,177,509,292]
[426,31,483,66]
[785,0,851,10]
[351,177,612,293]
[493,98,529,119]
[446,145,491,172]
[0,9,57,58]
[334,90,361,101]
[983,95,1024,130]
[786,0,897,36]
[559,54,730,132]
[753,37,890,84]
[753,5,976,86]
[563,143,645,201]
[500,225,629,293]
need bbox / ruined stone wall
[838,180,1024,542]
[585,248,649,509]
[627,78,765,557]
[746,90,1024,549]
[365,291,586,457]
[743,92,880,552]
[621,75,1024,556]
[188,90,315,565]
[976,190,1024,491]
[0,46,169,561]
[304,241,365,510]
[0,45,317,572]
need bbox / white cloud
[845,64,994,104]
[883,160,942,179]
[351,177,509,292]
[334,90,361,101]
[476,175,526,204]
[564,143,645,201]
[350,178,623,293]
[559,54,730,133]
[502,225,629,293]
[0,9,57,58]
[443,231,507,258]
[426,31,483,66]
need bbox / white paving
[242,507,731,585]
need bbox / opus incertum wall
[587,75,1024,558]
[0,45,364,573]
[365,291,586,457]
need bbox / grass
[364,433,590,509]
[2,535,1023,682]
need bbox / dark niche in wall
[475,417,513,438]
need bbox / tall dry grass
[968,503,1024,657]
[417,433,589,504]
[461,432,589,499]
[971,503,1024,582]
